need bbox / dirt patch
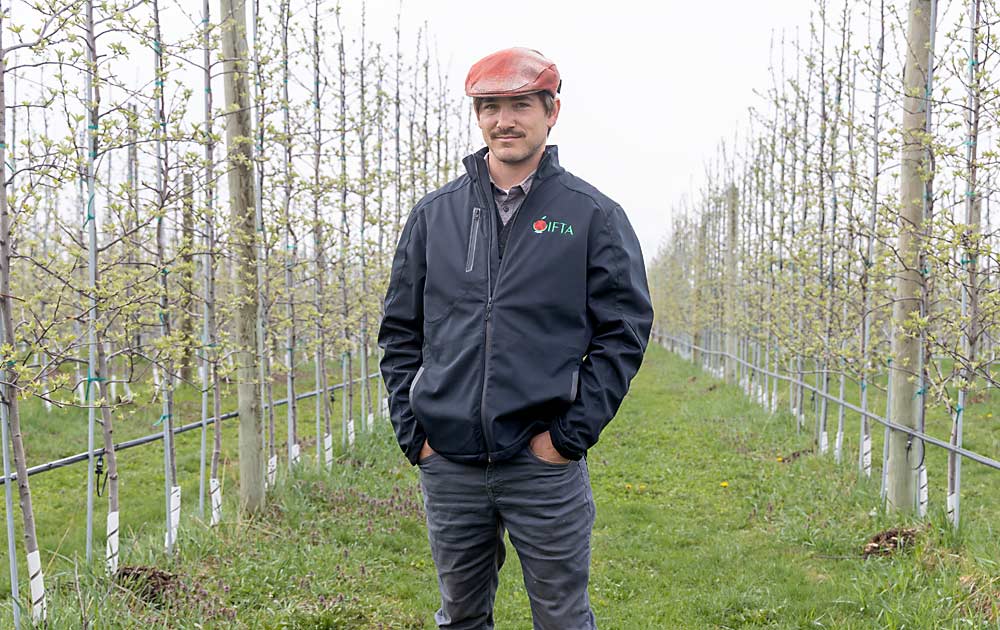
[779,448,812,464]
[968,391,989,404]
[862,527,921,558]
[115,566,181,605]
[960,574,999,622]
[114,565,236,621]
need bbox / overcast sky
[341,0,816,261]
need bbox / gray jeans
[418,444,598,630]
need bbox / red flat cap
[465,47,561,98]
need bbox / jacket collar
[463,144,562,184]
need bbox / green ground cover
[4,344,1000,628]
[0,356,384,604]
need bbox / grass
[0,354,384,605]
[4,343,1000,628]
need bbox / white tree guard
[27,549,45,623]
[164,485,181,551]
[290,442,301,466]
[209,478,222,527]
[819,431,829,455]
[106,510,119,575]
[862,435,872,477]
[324,433,333,468]
[367,412,374,431]
[267,454,278,487]
[347,417,356,447]
[947,491,956,518]
[381,397,389,418]
[918,467,928,517]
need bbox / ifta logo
[532,215,574,236]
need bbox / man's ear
[548,97,561,127]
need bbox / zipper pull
[485,297,493,320]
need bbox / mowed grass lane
[24,344,1000,628]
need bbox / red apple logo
[533,216,548,233]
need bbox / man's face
[476,94,560,166]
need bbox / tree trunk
[180,173,195,384]
[358,8,371,433]
[949,0,980,528]
[338,30,354,447]
[279,0,298,468]
[860,0,885,479]
[312,0,332,466]
[202,0,221,525]
[152,0,179,553]
[0,34,45,623]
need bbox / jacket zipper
[475,158,547,462]
[465,208,481,273]
[475,178,496,462]
[409,365,426,398]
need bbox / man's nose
[496,107,516,128]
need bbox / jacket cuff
[548,421,583,461]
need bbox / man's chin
[488,147,538,166]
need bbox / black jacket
[378,145,653,465]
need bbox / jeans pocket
[418,452,443,466]
[524,443,572,467]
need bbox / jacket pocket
[409,365,426,398]
[465,207,482,273]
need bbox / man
[378,47,653,629]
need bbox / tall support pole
[724,184,738,383]
[887,0,934,514]
[221,0,265,513]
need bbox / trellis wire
[657,332,1000,477]
[0,371,379,486]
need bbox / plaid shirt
[487,154,536,226]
